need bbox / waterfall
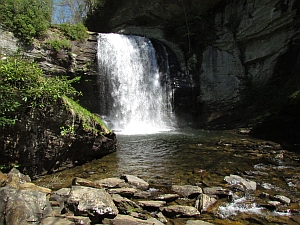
[97,33,175,134]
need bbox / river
[34,128,300,224]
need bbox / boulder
[224,174,257,191]
[111,194,141,214]
[0,171,7,187]
[108,188,137,197]
[202,186,230,197]
[66,186,118,222]
[95,177,126,188]
[138,200,166,209]
[195,194,217,213]
[0,187,52,225]
[186,220,215,225]
[104,214,156,225]
[154,193,180,202]
[171,185,203,198]
[161,205,200,218]
[121,175,149,190]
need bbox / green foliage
[0,0,52,44]
[0,55,80,126]
[54,23,88,41]
[44,38,71,52]
[62,96,111,135]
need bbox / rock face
[89,0,300,126]
[199,0,299,115]
[0,100,117,178]
[0,29,117,178]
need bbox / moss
[62,96,111,135]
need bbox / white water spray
[97,33,175,134]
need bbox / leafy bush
[54,23,89,41]
[0,56,79,126]
[62,96,111,135]
[0,0,52,44]
[44,38,71,52]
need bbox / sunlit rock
[104,214,156,225]
[66,186,118,222]
[195,193,217,213]
[138,200,166,209]
[224,174,256,191]
[186,220,215,225]
[154,193,180,202]
[108,188,137,197]
[121,174,149,190]
[171,185,203,198]
[111,194,141,214]
[161,205,200,218]
[95,177,126,188]
[0,187,52,225]
[271,195,291,205]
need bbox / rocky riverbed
[1,165,300,225]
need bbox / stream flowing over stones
[32,129,300,225]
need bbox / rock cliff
[88,0,300,130]
[0,29,117,178]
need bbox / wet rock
[161,205,200,218]
[202,186,230,197]
[121,174,149,190]
[19,182,52,194]
[53,187,72,198]
[0,171,7,187]
[224,174,256,191]
[133,190,152,199]
[186,220,215,225]
[72,177,102,188]
[42,217,75,225]
[171,185,203,198]
[111,194,141,214]
[104,214,155,225]
[108,187,137,197]
[95,177,126,188]
[271,195,291,205]
[154,193,180,202]
[6,168,31,188]
[195,194,217,213]
[0,186,52,225]
[292,215,300,224]
[138,200,166,209]
[238,128,251,134]
[154,212,168,224]
[66,186,118,222]
[147,217,165,225]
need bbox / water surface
[34,128,300,224]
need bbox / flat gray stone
[161,205,200,218]
[171,185,202,198]
[121,174,149,190]
[186,220,215,225]
[138,200,166,209]
[42,217,75,225]
[224,174,256,191]
[66,186,118,219]
[108,187,137,197]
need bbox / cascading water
[97,33,175,134]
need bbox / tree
[52,0,95,24]
[0,56,79,126]
[0,0,53,43]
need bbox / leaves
[0,56,80,126]
[0,0,52,44]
